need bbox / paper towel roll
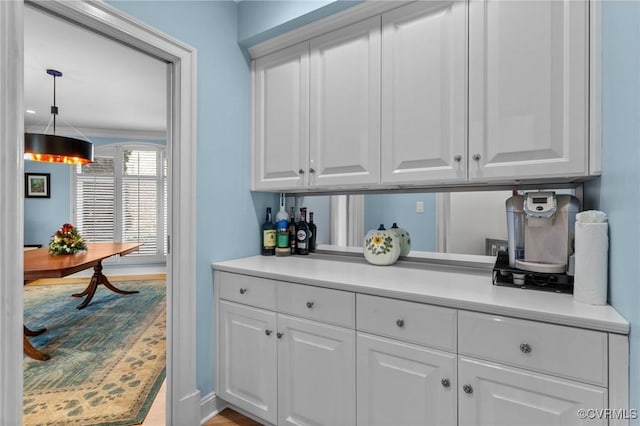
[573,222,608,305]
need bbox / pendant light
[24,69,94,165]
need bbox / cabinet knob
[277,332,284,339]
[463,384,473,394]
[306,301,314,309]
[265,329,272,336]
[396,319,405,328]
[520,343,532,354]
[239,288,247,295]
[453,155,462,163]
[441,378,451,388]
[472,154,481,161]
[309,168,315,174]
[298,169,305,175]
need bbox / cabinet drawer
[356,294,457,352]
[218,272,277,311]
[277,282,355,328]
[458,311,608,386]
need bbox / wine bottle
[308,211,317,252]
[261,207,276,256]
[288,206,297,255]
[296,207,310,255]
[275,194,290,256]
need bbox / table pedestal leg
[72,260,139,310]
[23,326,50,361]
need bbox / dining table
[23,242,142,360]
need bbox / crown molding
[248,1,412,59]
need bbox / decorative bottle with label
[275,194,290,256]
[261,207,276,256]
[288,206,297,255]
[308,211,317,252]
[296,207,310,255]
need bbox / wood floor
[204,409,262,426]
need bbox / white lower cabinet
[218,300,278,425]
[216,271,623,426]
[357,333,456,426]
[278,314,355,426]
[458,356,608,426]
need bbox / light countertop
[213,254,629,335]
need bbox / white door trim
[0,1,199,424]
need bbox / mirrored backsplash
[287,188,578,257]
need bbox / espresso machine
[494,191,579,293]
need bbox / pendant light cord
[52,73,57,134]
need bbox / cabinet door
[253,42,309,190]
[357,333,456,426]
[218,301,277,425]
[458,356,608,426]
[468,0,588,181]
[278,314,355,426]
[381,1,467,185]
[309,16,381,188]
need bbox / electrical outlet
[416,201,424,213]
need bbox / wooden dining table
[23,242,142,360]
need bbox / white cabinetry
[458,357,607,426]
[309,16,381,188]
[278,314,355,426]
[251,0,597,191]
[215,267,625,426]
[357,333,456,426]
[468,0,589,181]
[253,42,309,191]
[218,300,277,424]
[216,271,355,426]
[381,0,467,184]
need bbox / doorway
[0,1,199,424]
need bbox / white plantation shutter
[74,143,167,262]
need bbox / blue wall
[107,1,277,397]
[23,136,164,246]
[24,162,71,245]
[365,193,436,252]
[585,0,640,415]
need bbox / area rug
[23,280,166,426]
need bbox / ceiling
[24,6,167,138]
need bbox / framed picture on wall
[25,173,50,198]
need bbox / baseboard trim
[200,393,228,424]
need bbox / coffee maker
[494,191,579,293]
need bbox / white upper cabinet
[381,1,467,185]
[253,42,309,191]
[309,16,381,188]
[468,0,589,181]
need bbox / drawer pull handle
[441,378,450,388]
[520,343,532,354]
[239,288,247,295]
[277,332,284,339]
[396,319,405,328]
[306,301,314,309]
[265,329,272,336]
[463,384,473,394]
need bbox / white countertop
[212,254,629,335]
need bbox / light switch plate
[416,201,424,213]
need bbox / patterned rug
[23,280,166,426]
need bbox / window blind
[74,144,167,261]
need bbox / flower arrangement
[48,223,87,255]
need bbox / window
[73,143,167,262]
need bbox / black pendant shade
[24,69,94,165]
[24,133,94,165]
